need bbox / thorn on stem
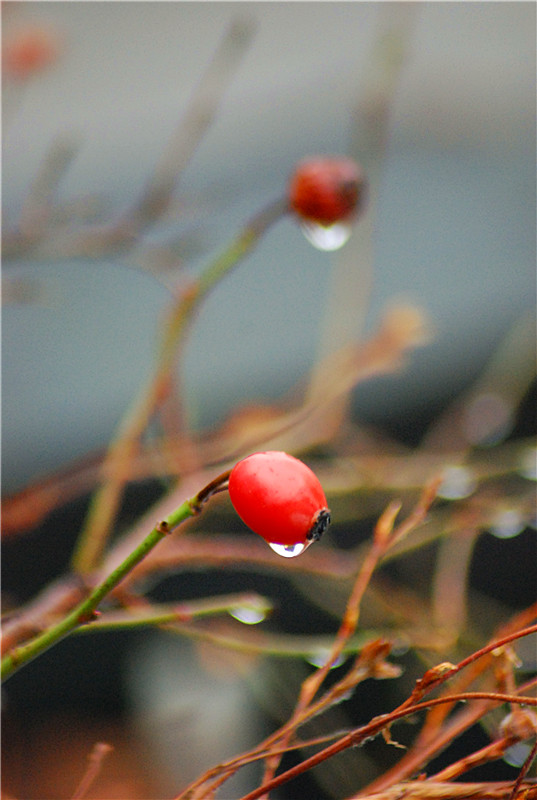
[78,609,101,625]
[157,520,171,535]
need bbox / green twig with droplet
[75,592,273,632]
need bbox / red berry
[3,26,60,80]
[228,451,330,549]
[288,157,366,227]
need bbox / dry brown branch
[256,477,440,788]
[348,780,537,800]
[128,17,255,228]
[357,606,537,796]
[174,484,443,800]
[431,736,524,782]
[117,533,356,588]
[235,692,536,800]
[176,622,537,800]
[18,135,80,243]
[509,738,537,800]
[308,2,419,416]
[70,742,114,800]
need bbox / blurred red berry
[288,156,366,227]
[3,26,60,80]
[228,451,330,547]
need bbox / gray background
[3,2,536,494]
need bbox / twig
[432,524,479,639]
[127,17,256,228]
[4,18,256,260]
[3,302,434,541]
[400,622,537,711]
[350,780,537,800]
[70,195,287,575]
[89,615,376,662]
[74,592,272,631]
[1,473,222,682]
[356,611,537,796]
[238,693,537,800]
[19,134,80,241]
[431,735,521,782]
[3,431,532,541]
[411,602,537,749]
[71,742,113,800]
[258,477,440,789]
[508,737,537,800]
[307,3,418,409]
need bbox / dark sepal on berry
[307,508,331,542]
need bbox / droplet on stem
[489,508,525,539]
[437,465,477,500]
[229,606,268,625]
[305,648,346,669]
[504,742,533,768]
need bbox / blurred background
[2,3,536,799]
[3,1,535,493]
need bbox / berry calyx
[228,451,331,550]
[288,156,366,227]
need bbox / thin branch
[356,612,537,796]
[71,742,113,800]
[3,302,434,541]
[128,17,256,228]
[350,780,537,800]
[259,476,441,788]
[177,633,537,800]
[4,17,256,260]
[431,736,521,782]
[1,474,220,682]
[237,693,537,800]
[70,195,287,575]
[508,737,537,800]
[74,592,272,632]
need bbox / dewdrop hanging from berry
[288,156,367,251]
[228,451,331,557]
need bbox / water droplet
[391,637,411,657]
[437,465,477,500]
[300,221,352,251]
[305,648,346,669]
[489,508,525,539]
[268,541,309,558]
[504,742,532,768]
[229,607,268,625]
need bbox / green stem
[75,592,273,631]
[1,496,198,683]
[75,600,375,660]
[71,197,287,576]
